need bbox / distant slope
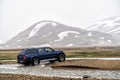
[86,16,120,35]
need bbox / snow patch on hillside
[100,37,105,39]
[66,43,73,47]
[113,17,120,22]
[49,41,52,43]
[54,31,79,42]
[43,32,52,37]
[16,39,21,42]
[17,45,21,48]
[107,27,120,33]
[51,22,57,26]
[87,32,92,36]
[74,35,80,38]
[30,44,51,48]
[28,22,50,38]
[107,40,112,43]
[86,16,120,34]
[39,44,51,47]
[6,45,9,47]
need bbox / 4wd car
[17,47,65,66]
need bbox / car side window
[45,48,54,52]
[26,49,37,54]
[38,48,44,53]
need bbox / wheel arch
[57,53,66,62]
[31,56,40,66]
[32,56,40,60]
[57,52,65,57]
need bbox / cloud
[0,0,120,42]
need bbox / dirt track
[51,59,120,70]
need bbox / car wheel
[58,54,65,62]
[32,58,40,66]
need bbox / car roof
[25,47,52,50]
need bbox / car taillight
[23,56,27,60]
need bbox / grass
[0,50,19,60]
[66,51,120,58]
[66,52,97,58]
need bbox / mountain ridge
[0,19,118,49]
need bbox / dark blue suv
[17,47,65,66]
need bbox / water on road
[0,62,120,79]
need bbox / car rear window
[19,49,25,54]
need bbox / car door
[38,48,47,59]
[44,47,56,59]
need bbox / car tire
[58,54,65,62]
[32,58,40,66]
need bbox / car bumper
[17,60,30,64]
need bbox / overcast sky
[0,0,120,44]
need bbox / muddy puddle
[0,61,120,79]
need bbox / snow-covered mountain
[2,20,118,49]
[86,16,120,35]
